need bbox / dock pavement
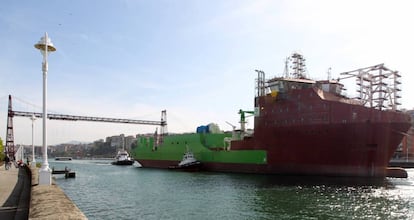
[0,163,30,219]
[0,163,18,206]
[0,162,87,219]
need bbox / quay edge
[29,167,87,220]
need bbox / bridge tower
[6,95,15,159]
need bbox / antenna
[327,67,332,80]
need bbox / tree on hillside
[0,138,4,161]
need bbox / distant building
[107,134,125,149]
[124,135,136,151]
[105,134,136,150]
[94,139,104,145]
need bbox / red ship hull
[228,87,412,177]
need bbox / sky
[1,0,413,145]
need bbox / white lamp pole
[34,32,56,185]
[30,114,36,168]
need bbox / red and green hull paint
[132,88,411,177]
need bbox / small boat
[55,157,73,161]
[169,150,202,171]
[111,150,134,165]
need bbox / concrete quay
[0,164,30,219]
[0,162,87,219]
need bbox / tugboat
[55,157,73,161]
[111,150,134,165]
[169,148,202,171]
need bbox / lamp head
[34,33,56,54]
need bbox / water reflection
[53,160,414,220]
[217,173,413,219]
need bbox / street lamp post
[30,114,36,168]
[34,32,56,185]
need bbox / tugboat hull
[169,161,202,171]
[111,160,135,166]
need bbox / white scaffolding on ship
[339,64,402,111]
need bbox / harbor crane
[238,109,255,132]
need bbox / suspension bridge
[4,95,167,158]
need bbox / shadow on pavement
[0,165,31,220]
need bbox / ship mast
[283,57,289,78]
[255,69,266,97]
[290,52,307,79]
[327,67,332,80]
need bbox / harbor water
[52,160,414,219]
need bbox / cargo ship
[132,53,412,177]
